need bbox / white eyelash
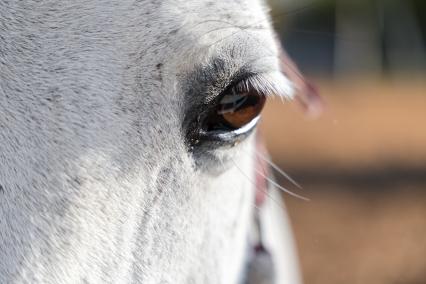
[235,72,295,99]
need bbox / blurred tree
[268,0,426,77]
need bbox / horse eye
[185,77,269,148]
[186,83,267,147]
[204,89,266,132]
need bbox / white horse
[0,0,313,283]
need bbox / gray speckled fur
[0,1,298,283]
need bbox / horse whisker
[255,149,303,190]
[253,164,309,201]
[230,158,290,211]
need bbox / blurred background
[263,0,426,283]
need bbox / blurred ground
[261,79,426,284]
[286,185,426,284]
[261,79,426,170]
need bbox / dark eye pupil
[205,90,266,131]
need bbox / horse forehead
[3,0,272,77]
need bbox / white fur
[0,1,298,283]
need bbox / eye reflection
[205,89,266,132]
